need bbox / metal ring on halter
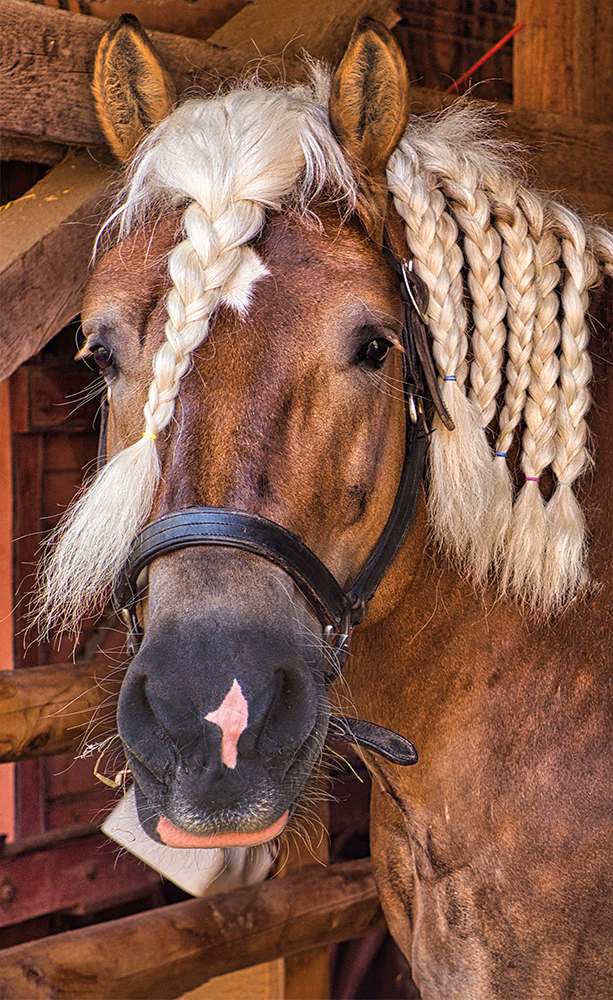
[400,259,429,324]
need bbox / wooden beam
[0,0,248,150]
[0,149,115,381]
[0,132,68,167]
[209,0,399,72]
[0,857,384,999]
[0,659,120,763]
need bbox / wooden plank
[0,828,161,928]
[0,132,68,167]
[278,776,330,1000]
[209,0,398,73]
[503,108,613,221]
[0,857,384,999]
[10,430,44,668]
[14,761,46,840]
[0,149,115,381]
[32,0,249,43]
[0,0,248,150]
[514,0,613,124]
[0,382,15,841]
[0,660,121,763]
[177,960,284,1000]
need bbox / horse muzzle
[116,548,330,844]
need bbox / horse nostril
[117,664,178,781]
[243,663,318,761]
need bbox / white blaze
[205,679,249,769]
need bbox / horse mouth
[156,811,289,848]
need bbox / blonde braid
[501,191,563,601]
[387,143,496,576]
[542,203,593,608]
[143,202,266,442]
[440,167,511,569]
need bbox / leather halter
[102,233,430,767]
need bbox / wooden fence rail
[0,659,119,763]
[0,856,383,1000]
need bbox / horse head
[39,18,423,848]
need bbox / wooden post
[0,381,15,841]
[0,149,115,380]
[514,0,613,123]
[276,775,331,1000]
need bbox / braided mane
[36,75,613,634]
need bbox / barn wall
[396,0,515,101]
[0,382,15,843]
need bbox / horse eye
[92,345,114,370]
[360,339,391,368]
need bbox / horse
[35,14,613,998]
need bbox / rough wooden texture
[0,0,248,149]
[209,0,398,73]
[0,132,68,166]
[396,0,515,103]
[35,0,249,43]
[176,960,284,1000]
[0,659,120,763]
[0,857,384,999]
[515,0,613,124]
[0,828,161,929]
[278,776,330,1000]
[0,149,115,381]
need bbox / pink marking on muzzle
[205,678,249,769]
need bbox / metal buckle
[400,259,429,324]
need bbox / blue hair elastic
[443,374,456,381]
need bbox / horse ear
[92,14,176,162]
[329,18,410,240]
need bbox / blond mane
[35,76,613,635]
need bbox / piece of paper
[102,786,273,896]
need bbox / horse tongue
[156,811,289,849]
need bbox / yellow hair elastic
[142,430,157,441]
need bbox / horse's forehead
[83,214,180,313]
[83,206,399,338]
[260,209,395,287]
